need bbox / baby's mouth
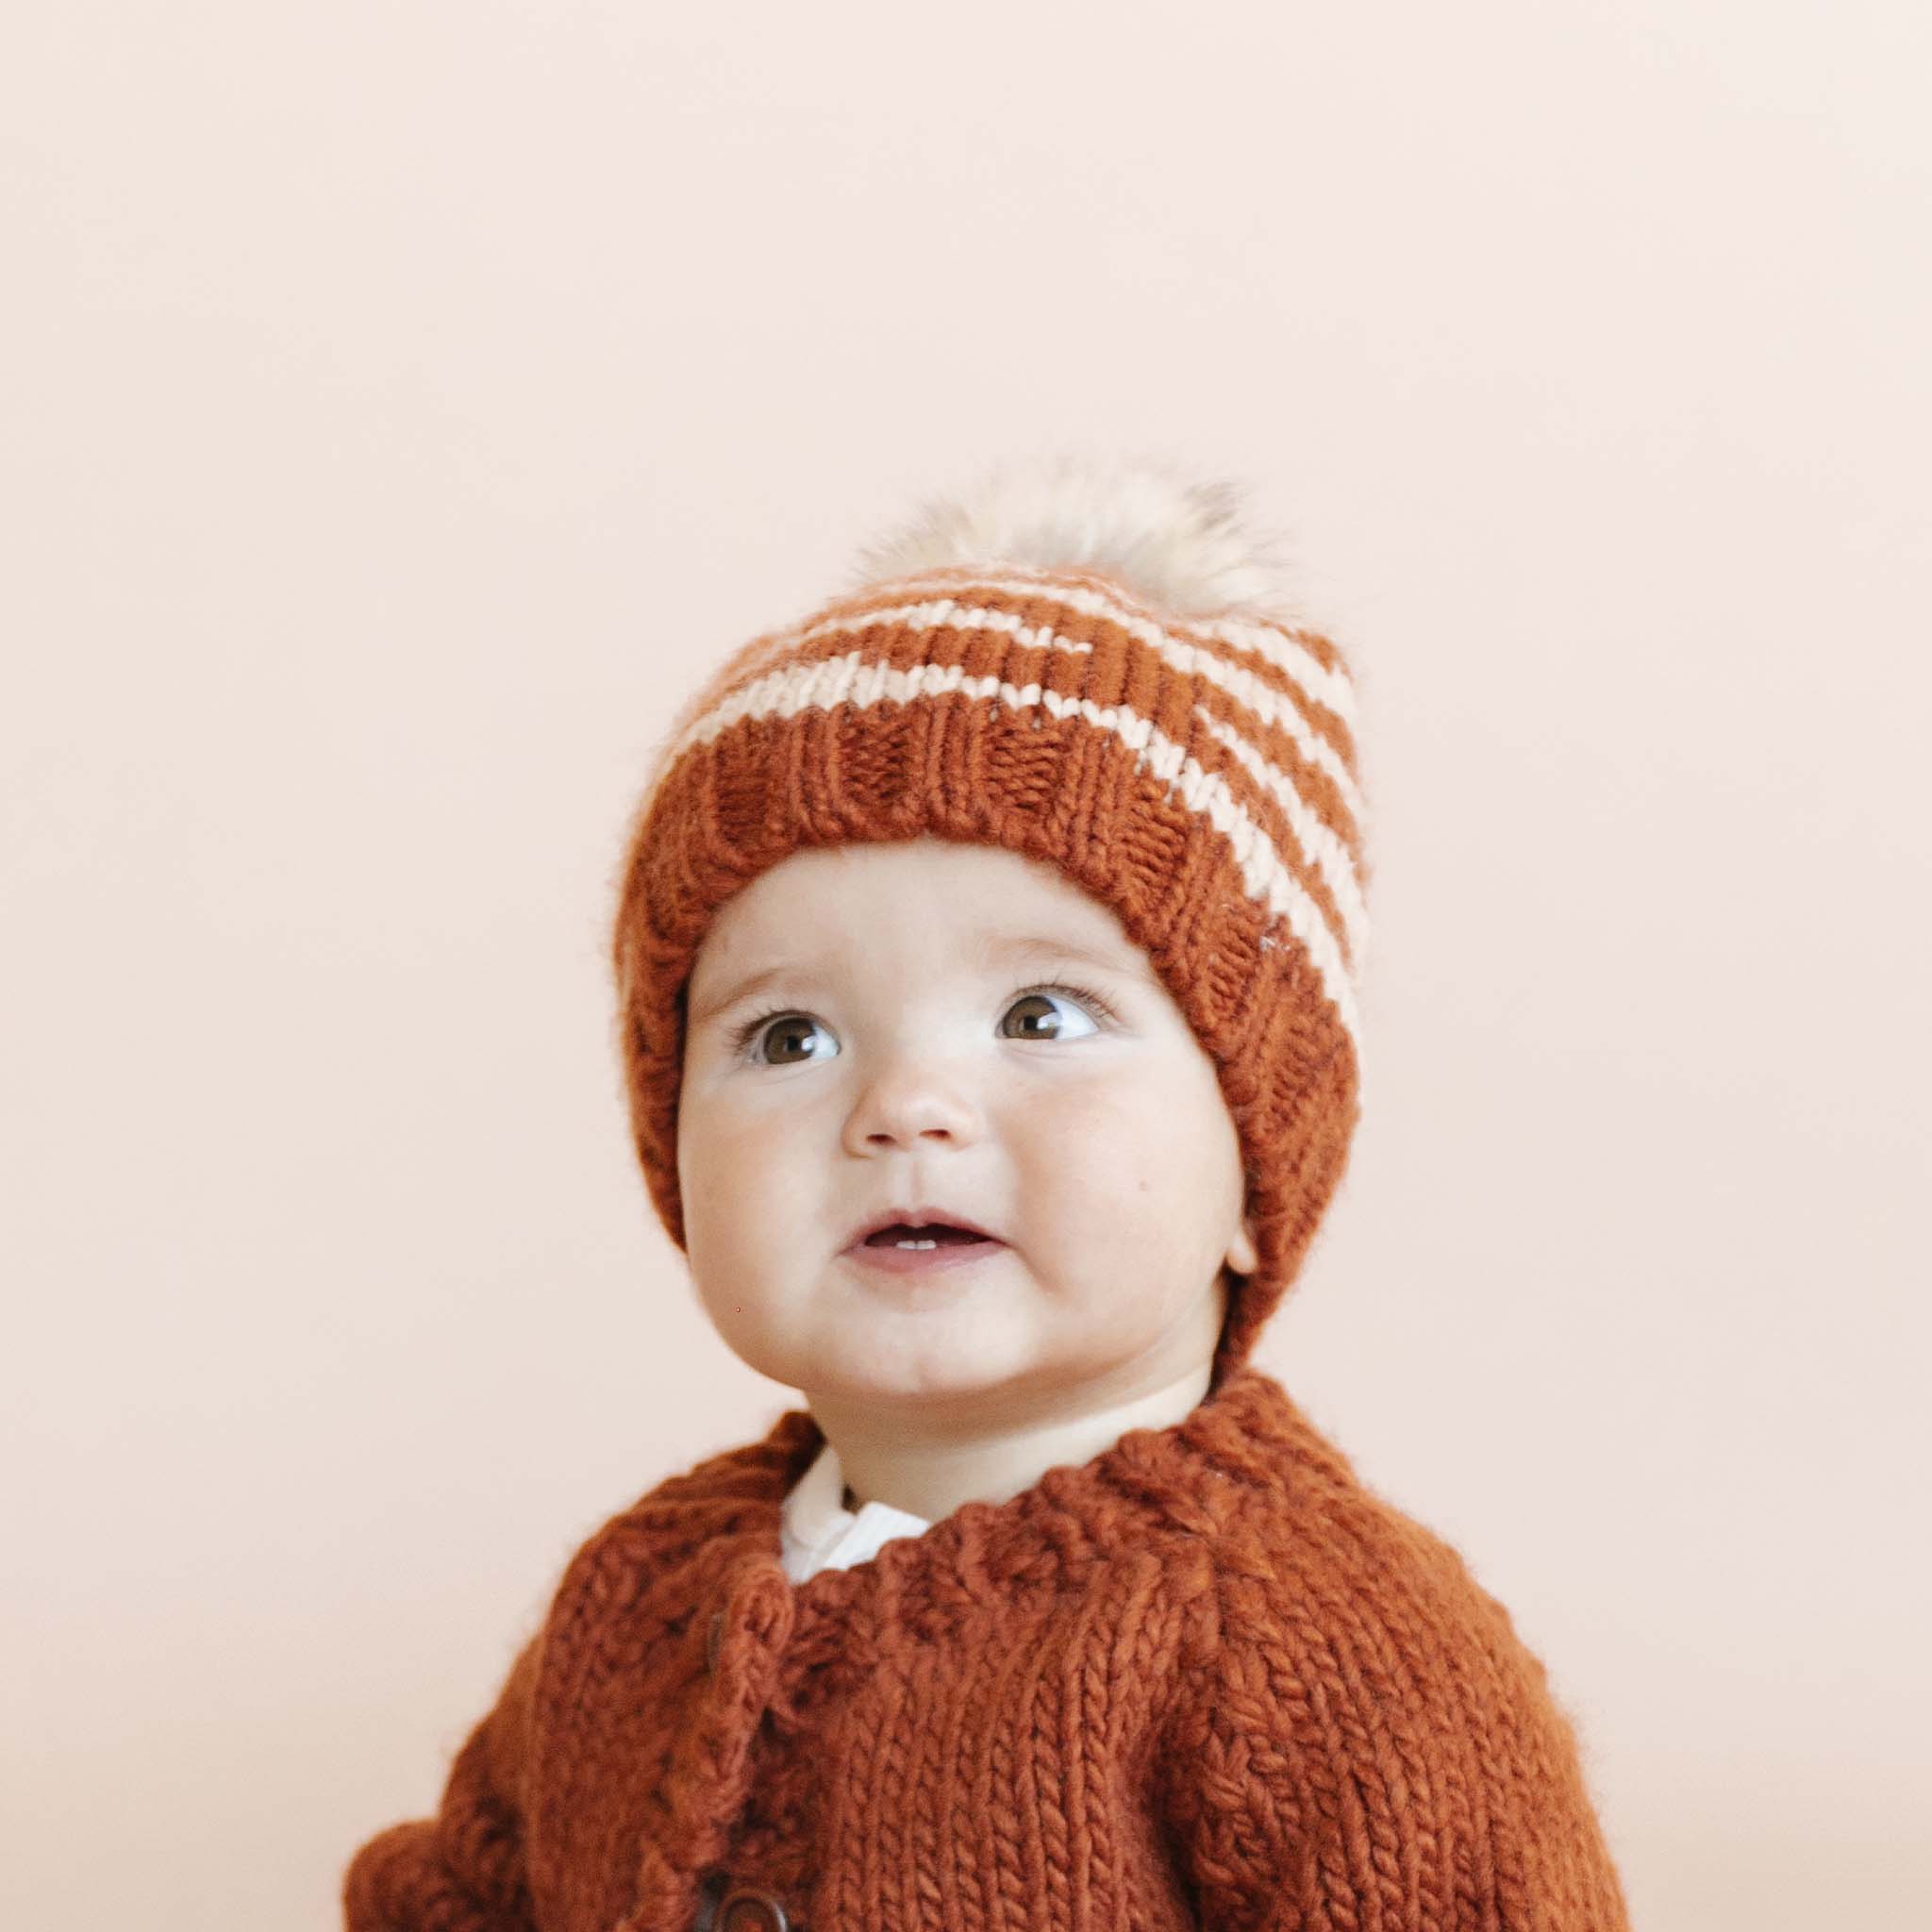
[862,1223,990,1250]
[845,1223,1008,1276]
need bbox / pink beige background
[3,6,1927,1928]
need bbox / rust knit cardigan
[342,1362,1631,1932]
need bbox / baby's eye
[733,982,1110,1065]
[1000,984,1106,1043]
[738,1011,835,1066]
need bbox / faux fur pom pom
[844,449,1305,625]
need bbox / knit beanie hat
[608,452,1371,1391]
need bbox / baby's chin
[740,1308,1017,1397]
[786,1334,1043,1405]
[784,1324,1181,1424]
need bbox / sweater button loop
[717,1885,791,1932]
[706,1608,724,1673]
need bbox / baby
[343,453,1631,1932]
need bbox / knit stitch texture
[341,1363,1631,1932]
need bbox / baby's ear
[1226,1214,1259,1278]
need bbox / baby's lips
[841,1203,1006,1250]
[862,1223,997,1247]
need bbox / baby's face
[675,836,1257,1423]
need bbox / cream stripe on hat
[657,592,1368,966]
[855,562,1357,724]
[714,590,1369,826]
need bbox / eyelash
[727,979,1122,1060]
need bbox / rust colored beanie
[608,452,1371,1390]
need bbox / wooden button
[717,1884,791,1932]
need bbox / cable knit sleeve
[341,1631,544,1932]
[1158,1539,1632,1932]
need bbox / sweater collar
[665,1361,1357,1636]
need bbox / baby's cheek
[1027,1158,1172,1277]
[1041,1096,1174,1218]
[1030,1110,1225,1300]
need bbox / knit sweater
[341,1364,1631,1932]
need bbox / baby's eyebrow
[687,965,799,1031]
[973,932,1152,982]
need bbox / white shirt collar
[779,1438,932,1584]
